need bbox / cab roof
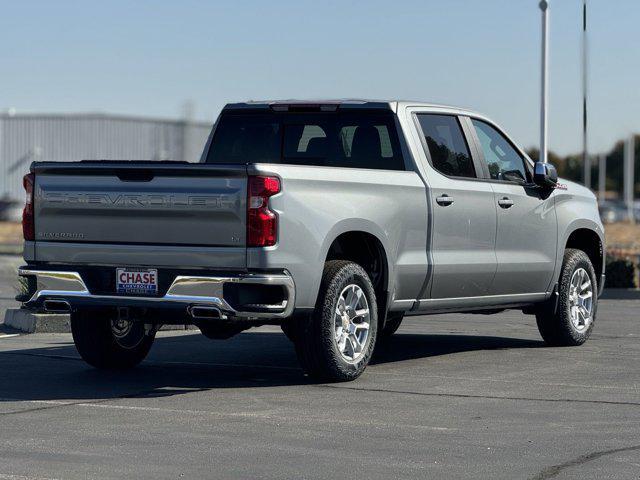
[222,99,481,117]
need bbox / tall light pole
[598,153,606,202]
[539,0,549,164]
[581,0,590,187]
[624,136,636,223]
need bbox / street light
[539,0,549,164]
[582,0,590,187]
[624,136,635,223]
[598,153,606,202]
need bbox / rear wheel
[71,309,155,369]
[280,318,300,343]
[293,260,378,382]
[536,248,598,346]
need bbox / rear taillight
[22,173,35,241]
[247,176,280,247]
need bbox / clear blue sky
[1,0,638,155]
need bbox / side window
[471,119,528,183]
[416,114,476,178]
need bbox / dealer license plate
[116,268,158,296]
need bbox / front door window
[471,119,529,184]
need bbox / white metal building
[0,112,212,205]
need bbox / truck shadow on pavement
[0,331,544,404]
[372,333,543,364]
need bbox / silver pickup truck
[18,100,605,381]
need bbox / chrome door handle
[498,197,514,208]
[436,194,454,206]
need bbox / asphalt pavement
[1,254,639,479]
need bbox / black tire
[71,309,155,369]
[280,317,300,343]
[536,248,598,346]
[293,260,378,382]
[378,313,404,340]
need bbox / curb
[2,308,197,334]
[0,244,22,255]
[601,288,640,300]
[4,309,70,333]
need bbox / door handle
[498,197,514,208]
[436,194,454,206]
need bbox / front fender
[550,180,605,292]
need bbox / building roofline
[0,111,211,127]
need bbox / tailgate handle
[116,170,155,182]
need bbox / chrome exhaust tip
[189,306,223,320]
[43,299,71,313]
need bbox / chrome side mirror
[534,162,558,188]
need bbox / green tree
[527,134,639,197]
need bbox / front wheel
[293,260,378,381]
[71,309,155,369]
[536,248,598,346]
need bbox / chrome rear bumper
[18,268,295,319]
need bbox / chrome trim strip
[418,292,549,303]
[19,268,295,319]
[415,292,549,312]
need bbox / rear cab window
[206,110,405,170]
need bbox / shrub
[605,257,637,288]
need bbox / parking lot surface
[1,255,639,479]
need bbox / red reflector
[22,173,35,241]
[247,176,280,247]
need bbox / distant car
[599,200,627,223]
[17,100,606,381]
[0,197,22,222]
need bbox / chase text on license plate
[116,268,158,295]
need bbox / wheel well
[566,229,603,284]
[326,231,389,318]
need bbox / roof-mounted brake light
[269,103,339,112]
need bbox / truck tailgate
[32,162,247,268]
